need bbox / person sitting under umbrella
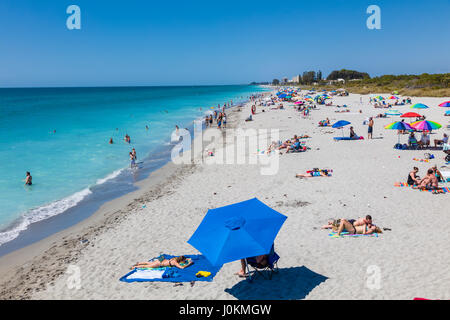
[408,132,418,147]
[418,131,430,148]
[236,255,268,278]
[349,126,357,139]
[434,133,448,148]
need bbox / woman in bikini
[131,256,193,270]
[334,219,378,236]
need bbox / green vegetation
[326,73,450,97]
[326,69,370,81]
[261,71,449,97]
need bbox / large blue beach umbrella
[332,120,351,137]
[188,198,287,267]
[332,120,351,128]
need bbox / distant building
[328,78,346,85]
[292,75,301,83]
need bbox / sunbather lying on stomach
[131,256,193,270]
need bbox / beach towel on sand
[333,136,364,141]
[328,231,378,238]
[394,182,450,193]
[119,254,221,283]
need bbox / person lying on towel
[321,216,381,236]
[131,256,193,270]
[296,168,331,178]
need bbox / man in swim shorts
[368,117,374,139]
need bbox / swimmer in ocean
[24,171,32,186]
[109,138,113,144]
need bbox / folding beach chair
[408,139,419,150]
[245,244,279,282]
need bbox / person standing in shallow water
[24,172,32,186]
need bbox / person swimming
[24,171,32,186]
[109,138,113,144]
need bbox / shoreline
[0,93,262,299]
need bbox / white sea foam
[95,168,124,185]
[0,188,93,246]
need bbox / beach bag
[394,143,402,149]
[424,153,434,160]
[446,154,450,162]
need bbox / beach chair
[408,138,419,150]
[245,244,279,282]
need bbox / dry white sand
[1,91,449,300]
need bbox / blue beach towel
[328,231,378,238]
[333,136,361,141]
[119,254,221,283]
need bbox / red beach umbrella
[400,112,422,118]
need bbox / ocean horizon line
[0,83,262,90]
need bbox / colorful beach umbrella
[438,101,450,107]
[384,121,412,130]
[445,110,450,116]
[384,121,412,143]
[411,103,429,109]
[410,120,442,131]
[188,198,287,267]
[388,96,399,100]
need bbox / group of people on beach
[205,110,227,129]
[408,166,444,191]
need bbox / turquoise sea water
[0,85,267,246]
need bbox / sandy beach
[1,90,449,300]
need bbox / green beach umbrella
[411,103,429,109]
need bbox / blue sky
[0,0,449,87]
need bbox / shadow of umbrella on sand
[224,266,328,300]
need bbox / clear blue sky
[1,0,449,87]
